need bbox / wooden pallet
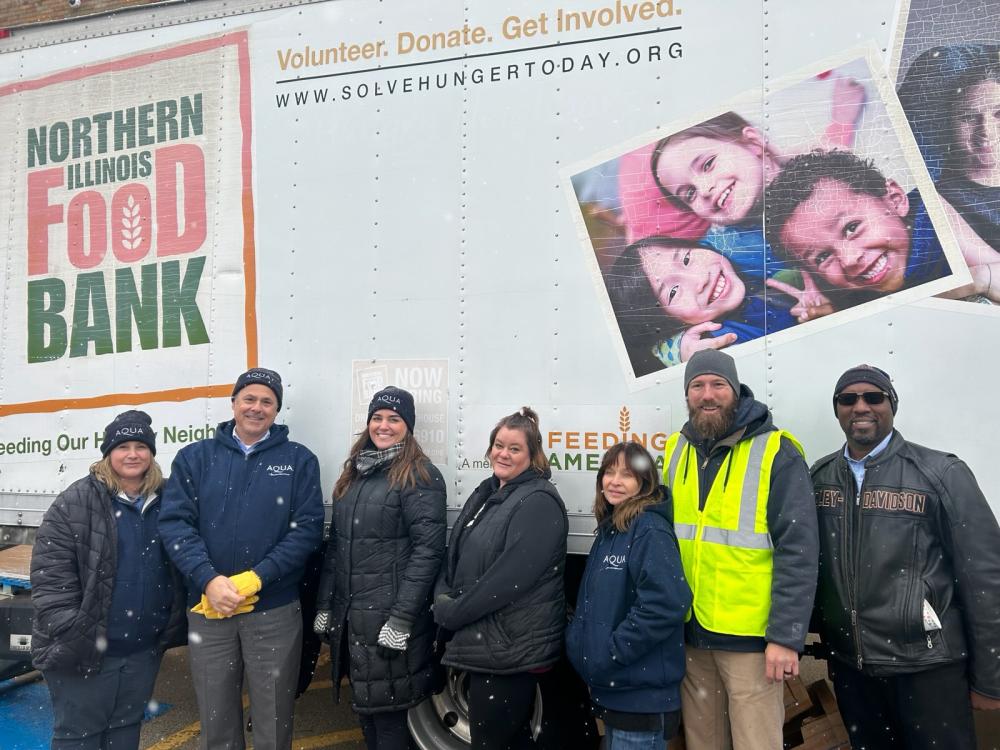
[785,673,814,722]
[784,678,850,750]
[0,544,31,586]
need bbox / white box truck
[1,0,997,745]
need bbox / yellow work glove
[191,594,259,619]
[229,570,263,597]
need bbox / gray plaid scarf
[355,441,405,476]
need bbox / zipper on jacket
[843,469,864,669]
[345,476,367,602]
[580,525,616,615]
[234,451,266,572]
[851,610,862,669]
[695,442,733,511]
[465,491,504,528]
[466,502,488,528]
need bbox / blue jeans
[605,727,664,750]
[44,648,162,750]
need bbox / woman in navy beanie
[30,410,186,750]
[314,387,447,750]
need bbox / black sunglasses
[835,391,889,407]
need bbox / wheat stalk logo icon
[619,407,630,435]
[121,195,142,250]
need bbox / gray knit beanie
[684,350,740,394]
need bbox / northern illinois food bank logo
[25,94,209,364]
[546,407,668,471]
[0,32,257,417]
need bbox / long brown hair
[333,429,432,499]
[485,406,549,475]
[90,455,164,498]
[593,441,662,532]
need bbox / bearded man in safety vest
[662,349,819,750]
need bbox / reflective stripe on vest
[663,430,803,637]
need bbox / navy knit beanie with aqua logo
[100,410,157,456]
[367,386,416,433]
[232,368,283,411]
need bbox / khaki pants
[681,646,783,750]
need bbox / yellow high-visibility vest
[662,430,803,637]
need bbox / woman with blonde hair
[434,407,568,750]
[31,410,185,750]
[566,441,691,749]
[314,386,447,750]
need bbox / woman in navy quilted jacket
[30,410,185,750]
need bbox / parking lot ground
[4,648,997,748]
[0,646,367,750]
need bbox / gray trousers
[187,600,302,750]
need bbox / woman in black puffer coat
[314,387,447,750]
[30,411,186,750]
[433,407,568,750]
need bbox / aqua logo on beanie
[101,410,156,456]
[367,386,416,433]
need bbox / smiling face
[490,426,531,486]
[368,409,408,450]
[232,384,278,444]
[655,129,771,225]
[601,454,641,506]
[109,441,152,485]
[779,178,911,294]
[835,382,895,459]
[686,374,738,440]
[953,79,1000,185]
[637,242,746,325]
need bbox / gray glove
[313,610,331,635]
[376,616,410,658]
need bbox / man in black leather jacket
[811,364,1000,749]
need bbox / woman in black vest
[30,411,186,750]
[314,386,447,750]
[434,407,569,750]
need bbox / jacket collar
[596,488,671,535]
[837,429,902,469]
[215,419,289,454]
[485,465,551,496]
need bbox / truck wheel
[407,668,543,749]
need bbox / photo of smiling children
[765,149,952,304]
[891,0,1000,304]
[605,236,828,377]
[896,44,1000,301]
[568,54,968,386]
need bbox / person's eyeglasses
[835,391,889,407]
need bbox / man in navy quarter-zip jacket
[811,364,1000,750]
[160,368,324,750]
